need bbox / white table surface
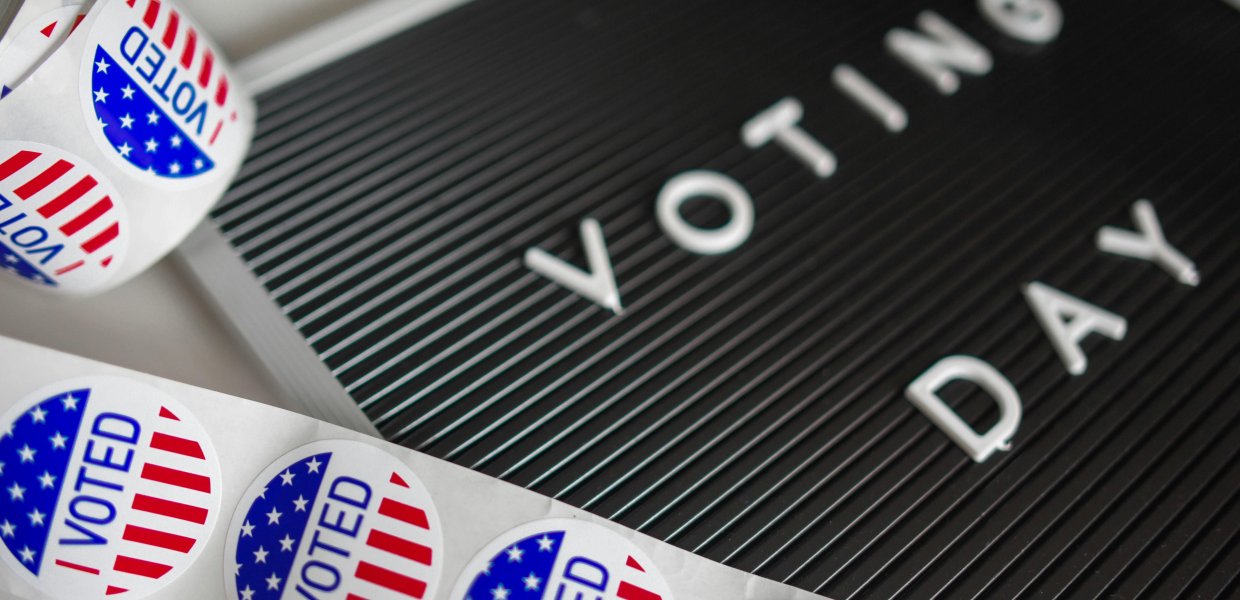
[0,0,370,409]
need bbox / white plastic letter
[832,64,909,133]
[656,170,754,256]
[741,97,837,178]
[885,11,993,95]
[1023,281,1127,376]
[1096,199,1199,286]
[978,0,1064,44]
[524,218,622,313]
[906,355,1022,462]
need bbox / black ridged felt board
[207,1,1240,597]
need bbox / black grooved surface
[209,1,1240,597]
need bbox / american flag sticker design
[81,0,242,183]
[0,141,128,292]
[451,519,674,600]
[224,440,444,600]
[0,376,221,599]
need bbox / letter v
[524,218,622,314]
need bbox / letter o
[172,82,197,115]
[69,496,117,525]
[11,226,49,248]
[301,560,342,592]
[978,0,1063,44]
[656,170,754,255]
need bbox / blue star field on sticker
[89,47,215,178]
[466,531,564,600]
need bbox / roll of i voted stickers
[224,440,445,600]
[0,1,86,98]
[451,518,675,600]
[0,375,222,599]
[0,0,254,295]
[0,141,128,292]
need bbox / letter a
[525,218,622,314]
[906,355,1022,462]
[1023,281,1127,376]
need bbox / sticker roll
[0,0,254,295]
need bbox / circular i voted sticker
[224,440,445,600]
[0,141,129,292]
[0,376,222,598]
[451,518,675,600]
[81,0,242,184]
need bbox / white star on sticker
[121,85,135,99]
[0,461,4,475]
[0,520,14,538]
[29,407,46,423]
[3,255,15,264]
[523,573,542,591]
[253,546,269,564]
[95,58,110,73]
[490,584,510,600]
[18,546,34,564]
[118,142,133,157]
[305,457,322,473]
[505,545,524,563]
[17,444,36,463]
[279,470,295,486]
[240,520,255,537]
[145,138,159,153]
[37,471,55,489]
[94,87,109,103]
[292,495,308,512]
[265,507,282,525]
[258,486,268,499]
[169,162,181,174]
[27,508,44,527]
[537,535,555,552]
[49,432,67,449]
[240,585,255,600]
[170,134,182,148]
[193,158,204,170]
[2,423,12,437]
[146,110,160,125]
[482,561,492,575]
[278,534,295,552]
[265,573,282,591]
[61,395,79,411]
[119,113,134,129]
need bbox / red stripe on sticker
[14,159,71,199]
[626,556,645,572]
[377,498,429,529]
[55,559,100,575]
[40,22,56,38]
[617,582,663,600]
[208,120,223,145]
[215,76,229,106]
[180,28,197,69]
[80,221,119,254]
[162,10,179,49]
[37,175,96,218]
[0,151,39,181]
[159,406,180,420]
[106,586,128,596]
[140,463,211,493]
[59,197,113,236]
[389,472,409,487]
[132,494,208,524]
[354,561,426,599]
[123,525,196,553]
[142,0,161,29]
[198,48,214,88]
[53,260,84,275]
[366,529,433,565]
[101,256,113,267]
[150,431,205,459]
[113,555,172,579]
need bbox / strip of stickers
[0,0,254,295]
[0,335,824,599]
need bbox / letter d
[905,355,1021,463]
